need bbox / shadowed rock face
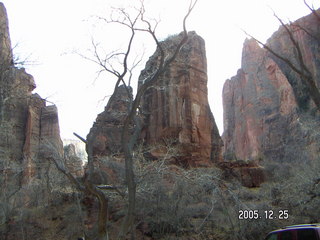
[86,85,133,158]
[222,10,320,181]
[0,2,12,65]
[217,160,265,188]
[266,10,320,111]
[138,31,222,167]
[85,85,132,186]
[0,1,65,183]
[0,4,84,239]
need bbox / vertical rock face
[222,39,298,161]
[86,32,223,168]
[222,10,320,170]
[0,2,12,65]
[22,94,46,183]
[266,10,320,111]
[139,31,222,167]
[40,105,63,147]
[0,2,39,189]
[0,4,84,239]
[86,85,132,157]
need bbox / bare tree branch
[73,132,87,144]
[243,10,320,111]
[118,1,198,238]
[304,0,320,21]
[74,1,199,238]
[291,22,320,42]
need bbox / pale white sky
[1,0,319,139]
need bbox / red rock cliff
[86,85,132,158]
[222,39,298,161]
[222,10,320,170]
[139,31,222,167]
[0,4,84,239]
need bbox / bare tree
[51,1,199,239]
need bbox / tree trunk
[85,180,109,240]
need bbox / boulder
[217,160,265,188]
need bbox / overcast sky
[1,0,319,140]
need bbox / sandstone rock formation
[0,4,83,239]
[222,10,320,179]
[222,38,298,161]
[86,84,132,158]
[267,10,320,112]
[139,31,222,167]
[0,2,12,65]
[86,33,222,169]
[63,138,87,161]
[217,160,265,188]
[2,1,320,238]
[64,143,84,177]
[85,85,132,186]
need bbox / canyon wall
[0,3,66,191]
[2,1,320,238]
[222,10,320,177]
[0,3,83,239]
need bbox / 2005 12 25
[238,210,289,220]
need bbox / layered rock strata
[138,31,222,167]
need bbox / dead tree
[118,2,198,238]
[51,1,199,239]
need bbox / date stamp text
[238,210,289,220]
